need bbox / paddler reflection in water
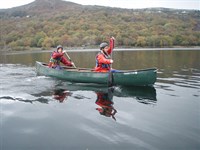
[95,88,117,121]
[52,89,71,103]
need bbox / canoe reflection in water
[95,88,117,121]
[0,81,156,122]
[115,86,157,105]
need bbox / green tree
[136,36,146,47]
[42,37,54,49]
[33,31,47,47]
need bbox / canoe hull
[113,69,157,86]
[35,61,157,86]
[36,61,110,84]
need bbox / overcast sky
[0,0,199,10]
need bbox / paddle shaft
[108,37,115,86]
[110,37,114,68]
[64,52,76,68]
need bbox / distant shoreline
[67,47,200,52]
[2,47,200,55]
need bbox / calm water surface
[0,49,200,150]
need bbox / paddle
[110,36,115,68]
[64,51,77,68]
[108,37,115,87]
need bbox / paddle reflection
[95,88,117,121]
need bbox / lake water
[0,49,200,150]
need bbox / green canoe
[35,61,157,86]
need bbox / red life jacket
[95,51,111,72]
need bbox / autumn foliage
[0,0,199,50]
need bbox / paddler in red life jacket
[48,45,74,69]
[94,37,115,72]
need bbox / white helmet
[99,42,108,50]
[57,45,63,50]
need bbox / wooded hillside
[0,0,200,50]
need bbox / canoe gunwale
[39,61,157,74]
